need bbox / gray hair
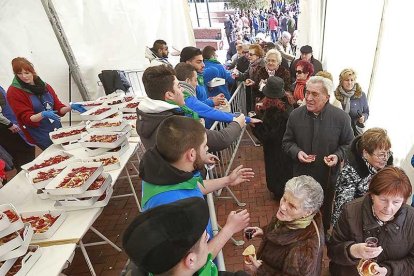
[282,31,291,40]
[306,76,334,96]
[284,176,324,213]
[265,49,282,65]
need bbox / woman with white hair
[245,175,325,276]
[275,31,295,63]
[256,49,292,93]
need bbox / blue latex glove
[41,110,60,121]
[70,103,87,113]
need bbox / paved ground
[59,133,329,275]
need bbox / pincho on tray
[44,162,103,195]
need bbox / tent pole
[320,0,328,62]
[40,0,91,100]
[367,0,387,101]
[68,68,72,126]
[194,0,200,27]
[206,0,212,27]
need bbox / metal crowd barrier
[124,69,146,97]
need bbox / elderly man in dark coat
[282,76,354,233]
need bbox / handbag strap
[311,219,321,250]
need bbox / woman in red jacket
[7,57,85,150]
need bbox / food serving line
[0,92,144,276]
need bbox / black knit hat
[180,46,202,62]
[300,45,313,54]
[262,76,285,99]
[122,197,209,274]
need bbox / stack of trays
[84,140,130,158]
[79,131,129,149]
[119,98,140,113]
[43,162,112,210]
[0,204,42,276]
[49,124,87,145]
[80,105,119,121]
[73,100,104,111]
[122,113,138,137]
[86,118,131,134]
[103,96,125,109]
[21,151,75,200]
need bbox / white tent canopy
[299,0,414,184]
[0,0,194,102]
[1,0,413,184]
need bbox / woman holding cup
[328,166,414,276]
[244,175,324,275]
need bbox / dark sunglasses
[296,70,306,74]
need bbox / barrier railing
[124,70,146,97]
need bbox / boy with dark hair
[139,115,253,265]
[138,65,246,152]
[174,62,259,129]
[123,197,250,276]
[180,46,226,107]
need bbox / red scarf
[293,79,308,101]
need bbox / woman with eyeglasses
[331,128,393,226]
[6,57,86,150]
[328,167,414,276]
[334,68,369,136]
[291,60,314,105]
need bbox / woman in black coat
[251,76,293,198]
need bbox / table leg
[124,166,142,212]
[90,226,122,252]
[79,240,97,276]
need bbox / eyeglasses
[242,51,249,54]
[249,53,256,57]
[296,70,305,74]
[371,151,392,160]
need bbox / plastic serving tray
[79,131,127,149]
[54,185,113,211]
[49,124,87,145]
[80,105,118,121]
[120,100,140,113]
[0,205,24,238]
[86,118,128,133]
[2,245,42,276]
[21,151,74,174]
[19,210,67,240]
[27,161,69,190]
[0,224,33,262]
[0,214,11,233]
[207,77,225,87]
[44,162,103,196]
[73,100,104,110]
[83,153,121,172]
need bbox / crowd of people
[134,36,414,276]
[1,34,414,276]
[224,1,299,46]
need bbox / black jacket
[252,103,293,197]
[329,196,414,276]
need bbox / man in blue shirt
[180,46,226,107]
